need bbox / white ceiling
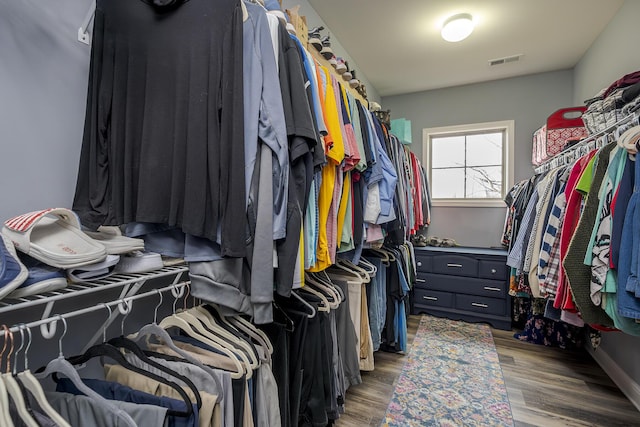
[306,0,624,97]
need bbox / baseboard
[587,345,640,411]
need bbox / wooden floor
[335,315,640,427]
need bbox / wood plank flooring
[335,315,640,427]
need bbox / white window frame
[423,120,514,208]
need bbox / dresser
[411,246,512,330]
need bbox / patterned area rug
[382,316,514,427]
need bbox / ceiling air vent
[489,54,523,66]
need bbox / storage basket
[532,107,588,166]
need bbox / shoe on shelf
[356,83,368,100]
[349,70,360,88]
[8,255,67,299]
[328,56,338,67]
[320,35,334,60]
[308,26,324,51]
[114,250,163,274]
[0,234,28,300]
[335,57,347,74]
[342,61,352,81]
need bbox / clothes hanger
[328,259,369,284]
[305,273,341,308]
[315,271,346,302]
[0,331,12,427]
[271,301,297,332]
[184,307,259,369]
[298,287,331,312]
[339,258,371,282]
[65,339,196,417]
[157,289,246,380]
[34,317,137,427]
[326,262,366,287]
[178,308,255,372]
[106,301,204,413]
[130,289,225,401]
[381,247,397,262]
[1,325,39,427]
[15,324,70,427]
[204,305,272,357]
[222,311,273,355]
[365,247,391,264]
[290,290,317,318]
[0,325,40,427]
[357,257,378,276]
[159,313,246,379]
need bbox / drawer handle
[447,263,463,268]
[471,302,489,308]
[416,278,426,283]
[417,261,422,267]
[483,286,501,292]
[423,296,438,301]
[491,268,497,274]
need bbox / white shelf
[0,265,188,315]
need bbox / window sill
[431,199,507,208]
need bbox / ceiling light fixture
[441,13,474,42]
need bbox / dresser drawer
[463,278,508,298]
[415,255,432,273]
[432,255,478,277]
[455,294,507,316]
[478,260,508,280]
[414,288,454,308]
[417,273,507,298]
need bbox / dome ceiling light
[441,13,474,42]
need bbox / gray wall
[573,0,640,106]
[0,0,92,222]
[382,70,574,247]
[572,0,640,397]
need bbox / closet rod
[0,281,190,340]
[534,106,640,174]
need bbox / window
[423,121,514,207]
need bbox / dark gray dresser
[411,246,512,330]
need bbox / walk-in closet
[1,0,639,426]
